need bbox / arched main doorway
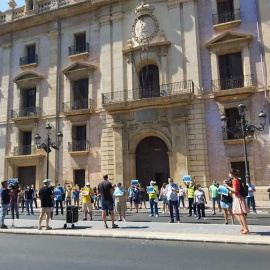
[139,65,160,98]
[136,136,170,189]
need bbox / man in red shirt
[9,185,19,219]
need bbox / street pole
[46,134,50,179]
[240,113,250,185]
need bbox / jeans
[1,204,9,226]
[178,196,185,208]
[197,203,205,218]
[246,196,256,212]
[169,200,180,221]
[188,198,196,216]
[25,199,34,215]
[96,196,100,210]
[149,198,158,216]
[56,200,63,215]
[10,202,19,219]
[33,198,38,209]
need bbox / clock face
[132,15,159,43]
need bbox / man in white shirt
[178,185,185,209]
[246,182,257,214]
[165,178,180,223]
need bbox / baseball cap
[43,179,51,183]
[86,182,90,186]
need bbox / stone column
[167,0,183,82]
[211,52,218,89]
[88,71,93,105]
[111,12,124,93]
[113,124,124,184]
[128,153,136,184]
[99,10,112,94]
[160,46,168,85]
[126,55,134,100]
[242,45,252,86]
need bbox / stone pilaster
[113,124,124,184]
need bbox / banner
[114,189,125,197]
[131,180,139,186]
[8,178,18,185]
[218,186,229,196]
[146,186,155,193]
[183,175,191,182]
[81,188,90,196]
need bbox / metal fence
[19,54,38,66]
[11,107,40,118]
[13,145,34,156]
[62,99,93,112]
[68,140,88,152]
[212,75,253,91]
[102,80,194,104]
[69,43,89,56]
[213,9,240,25]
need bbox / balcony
[211,75,255,101]
[222,126,253,145]
[19,54,38,69]
[13,145,34,156]
[11,107,40,122]
[69,43,89,60]
[213,9,241,30]
[62,99,93,118]
[102,81,194,112]
[68,140,89,156]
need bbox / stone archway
[136,136,170,189]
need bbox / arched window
[139,65,160,98]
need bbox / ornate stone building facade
[0,0,269,199]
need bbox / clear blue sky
[0,0,25,12]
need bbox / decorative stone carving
[132,1,159,44]
[8,0,17,10]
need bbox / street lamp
[35,123,63,179]
[220,103,266,184]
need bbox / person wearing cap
[147,181,159,217]
[114,183,127,222]
[82,183,94,221]
[38,179,54,230]
[209,180,221,215]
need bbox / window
[139,65,160,98]
[217,0,234,23]
[22,88,36,116]
[26,45,36,63]
[74,170,85,189]
[73,79,89,110]
[218,52,243,90]
[21,131,32,155]
[71,125,87,151]
[225,108,242,140]
[69,33,88,56]
[230,161,246,184]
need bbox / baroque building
[0,0,269,199]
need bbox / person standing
[98,175,118,229]
[147,181,159,217]
[31,184,38,209]
[114,183,127,222]
[82,183,94,221]
[160,183,168,214]
[132,185,140,213]
[18,188,25,213]
[9,185,19,220]
[54,183,64,215]
[25,185,34,216]
[38,179,54,230]
[1,181,10,229]
[73,185,80,207]
[128,185,134,211]
[267,185,270,214]
[209,181,221,215]
[221,180,234,225]
[225,169,250,234]
[166,178,180,223]
[194,184,207,220]
[178,185,185,209]
[246,182,257,214]
[65,185,72,206]
[138,184,147,209]
[185,181,197,217]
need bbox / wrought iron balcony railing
[13,145,34,156]
[212,75,253,92]
[102,81,194,104]
[213,9,240,25]
[69,43,89,56]
[68,140,89,152]
[19,54,38,66]
[62,99,93,113]
[11,107,40,119]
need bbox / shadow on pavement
[250,231,270,236]
[119,226,149,229]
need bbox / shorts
[74,198,79,203]
[116,201,127,213]
[162,196,168,204]
[101,200,114,211]
[40,207,52,214]
[221,201,232,209]
[212,197,220,205]
[129,197,133,204]
[83,203,93,212]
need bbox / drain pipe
[55,20,62,184]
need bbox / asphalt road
[0,234,269,270]
[6,208,270,226]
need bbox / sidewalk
[1,218,270,246]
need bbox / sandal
[112,224,119,229]
[104,224,108,229]
[46,226,52,230]
[38,227,42,230]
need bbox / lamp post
[35,123,63,179]
[220,103,266,184]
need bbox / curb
[1,228,269,246]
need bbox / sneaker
[26,213,30,216]
[1,225,8,229]
[46,226,52,230]
[149,214,153,217]
[83,218,87,221]
[155,215,159,217]
[162,211,165,214]
[187,214,192,217]
[55,214,59,216]
[168,220,174,223]
[117,218,122,222]
[122,218,126,222]
[31,213,34,216]
[177,220,181,223]
[196,217,201,220]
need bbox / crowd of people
[0,170,269,233]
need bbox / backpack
[238,179,248,198]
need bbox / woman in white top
[194,184,207,220]
[159,183,168,214]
